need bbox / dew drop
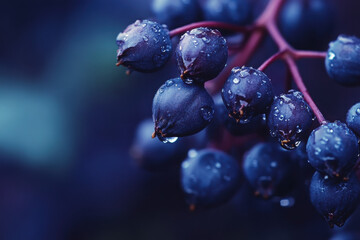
[142,36,149,42]
[257,92,262,98]
[328,51,335,60]
[280,197,295,208]
[233,78,240,84]
[200,106,214,122]
[182,160,190,169]
[202,37,210,43]
[188,149,197,158]
[356,108,360,115]
[162,137,178,143]
[215,162,222,168]
[239,70,250,78]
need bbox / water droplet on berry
[356,108,360,115]
[182,160,190,169]
[215,162,222,168]
[188,149,197,158]
[162,136,178,143]
[239,70,250,78]
[200,106,214,122]
[142,36,149,42]
[202,37,210,43]
[328,51,335,60]
[233,78,240,84]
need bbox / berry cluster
[118,0,360,228]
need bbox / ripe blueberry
[243,142,295,199]
[267,90,314,150]
[306,121,359,178]
[116,19,172,72]
[176,27,228,84]
[346,102,360,136]
[180,149,241,209]
[151,0,201,29]
[310,171,360,228]
[222,67,274,123]
[199,0,252,25]
[325,35,360,86]
[152,78,214,142]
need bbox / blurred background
[1,0,360,239]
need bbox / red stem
[169,21,253,38]
[285,56,326,124]
[294,50,327,59]
[258,50,285,72]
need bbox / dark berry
[243,142,295,199]
[130,119,186,170]
[325,35,360,86]
[152,78,214,141]
[346,102,360,136]
[221,67,274,123]
[199,0,252,25]
[151,0,201,29]
[176,28,228,84]
[306,121,359,178]
[267,90,314,150]
[213,94,266,136]
[180,149,241,208]
[279,0,334,50]
[116,20,172,72]
[310,171,360,228]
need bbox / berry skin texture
[116,20,172,72]
[180,149,241,208]
[130,119,186,170]
[151,0,200,29]
[152,78,215,141]
[212,94,266,136]
[310,171,360,228]
[306,121,359,178]
[176,27,228,84]
[267,90,314,150]
[346,102,360,136]
[279,0,334,50]
[243,142,295,199]
[200,0,251,25]
[221,67,274,123]
[325,35,360,86]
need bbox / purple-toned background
[0,0,360,239]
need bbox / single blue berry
[151,0,201,29]
[130,119,187,170]
[267,90,314,150]
[152,78,214,141]
[307,121,359,178]
[325,35,360,86]
[180,149,241,209]
[346,102,360,136]
[176,27,228,84]
[243,142,295,199]
[310,171,360,228]
[200,0,252,25]
[279,0,334,50]
[222,67,274,123]
[116,20,172,72]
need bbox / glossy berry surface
[199,0,252,25]
[306,121,359,178]
[243,142,295,199]
[180,149,241,208]
[213,94,266,136]
[346,102,360,136]
[310,171,360,228]
[152,78,214,141]
[176,27,228,83]
[151,0,200,29]
[116,19,172,72]
[325,35,360,86]
[267,90,314,150]
[130,119,186,170]
[279,0,334,50]
[222,67,274,123]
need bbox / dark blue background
[0,0,360,239]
